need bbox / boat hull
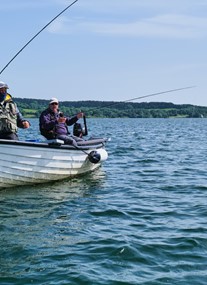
[0,139,108,189]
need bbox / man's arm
[16,107,30,129]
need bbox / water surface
[0,118,207,284]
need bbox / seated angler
[39,98,84,146]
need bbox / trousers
[56,134,83,146]
[0,132,18,140]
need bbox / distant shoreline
[14,98,207,118]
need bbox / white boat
[0,138,108,189]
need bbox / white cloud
[47,14,207,39]
[73,0,207,17]
[47,16,69,33]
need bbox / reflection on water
[0,167,107,199]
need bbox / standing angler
[0,81,30,140]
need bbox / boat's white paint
[0,139,108,189]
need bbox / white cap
[49,97,59,104]
[0,81,9,89]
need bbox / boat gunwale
[0,137,108,150]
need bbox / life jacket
[0,94,18,134]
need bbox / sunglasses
[50,102,58,105]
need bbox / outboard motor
[73,123,85,137]
[73,115,88,138]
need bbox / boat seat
[45,139,65,145]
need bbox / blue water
[0,118,207,285]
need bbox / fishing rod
[95,86,196,109]
[0,0,98,160]
[0,0,78,75]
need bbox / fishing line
[0,0,78,75]
[72,86,196,139]
[94,86,196,109]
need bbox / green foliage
[13,97,207,118]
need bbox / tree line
[13,97,207,118]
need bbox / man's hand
[57,117,66,123]
[22,121,30,128]
[77,112,84,119]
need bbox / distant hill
[13,97,207,118]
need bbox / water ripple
[1,118,207,284]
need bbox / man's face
[0,87,7,94]
[49,102,59,112]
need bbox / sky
[0,0,207,106]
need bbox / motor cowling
[73,115,88,138]
[73,122,85,138]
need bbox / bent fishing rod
[0,0,78,75]
[0,0,101,163]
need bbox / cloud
[47,16,74,33]
[48,14,207,39]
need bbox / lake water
[0,118,207,285]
